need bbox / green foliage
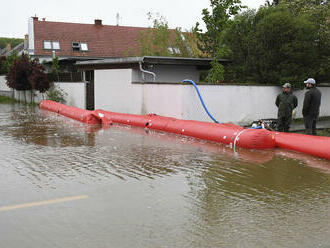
[51,56,60,73]
[138,13,193,57]
[194,0,246,57]
[254,8,317,84]
[207,60,225,83]
[280,0,328,13]
[197,0,329,85]
[194,0,245,83]
[0,51,18,74]
[46,85,67,103]
[317,129,330,137]
[0,37,23,49]
[217,2,329,85]
[138,13,171,56]
[0,95,17,104]
[0,56,6,74]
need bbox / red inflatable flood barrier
[39,100,276,150]
[39,100,101,124]
[275,132,330,160]
[95,109,276,150]
[40,100,330,161]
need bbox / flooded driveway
[1,104,330,248]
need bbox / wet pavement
[1,103,330,248]
[290,119,330,132]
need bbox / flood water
[1,104,330,248]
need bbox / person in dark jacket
[302,78,321,135]
[275,83,298,132]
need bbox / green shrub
[46,85,67,103]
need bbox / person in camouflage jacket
[275,83,298,132]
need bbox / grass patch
[0,95,18,103]
[317,129,330,137]
[0,95,39,106]
[295,129,330,137]
[292,116,330,124]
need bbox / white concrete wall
[139,84,280,124]
[95,69,143,113]
[182,85,280,124]
[12,90,44,103]
[0,75,13,97]
[0,76,9,91]
[0,75,85,108]
[181,85,330,124]
[93,68,330,124]
[11,83,85,107]
[141,84,184,116]
[132,65,200,83]
[54,82,86,109]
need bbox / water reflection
[2,107,98,147]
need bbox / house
[26,17,187,63]
[0,40,25,57]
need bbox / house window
[52,41,60,50]
[72,42,89,52]
[43,40,60,50]
[168,46,181,55]
[173,47,181,54]
[80,43,88,51]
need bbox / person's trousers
[304,115,317,135]
[277,116,291,132]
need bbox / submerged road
[1,104,330,248]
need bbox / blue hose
[182,79,220,124]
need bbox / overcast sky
[1,0,265,38]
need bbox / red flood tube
[40,100,100,124]
[40,100,330,161]
[274,132,330,161]
[94,109,276,150]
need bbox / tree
[0,56,6,75]
[221,9,257,82]
[280,0,328,13]
[254,8,318,84]
[194,0,246,58]
[0,37,23,49]
[221,3,328,85]
[138,13,194,57]
[0,51,18,75]
[194,0,245,83]
[207,60,225,83]
[29,59,50,93]
[6,54,32,91]
[6,54,50,95]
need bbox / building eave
[75,56,230,70]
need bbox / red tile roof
[33,19,153,58]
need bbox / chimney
[6,43,11,52]
[24,34,29,50]
[94,19,102,26]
